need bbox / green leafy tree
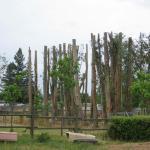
[50,56,79,90]
[2,62,16,86]
[14,48,26,72]
[2,84,21,105]
[50,56,79,116]
[131,72,150,108]
[1,83,21,131]
[14,48,28,103]
[34,89,43,112]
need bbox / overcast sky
[0,0,150,92]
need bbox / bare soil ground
[108,142,150,150]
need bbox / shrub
[108,116,150,141]
[37,132,50,143]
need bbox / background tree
[2,49,30,103]
[50,55,79,117]
[1,83,21,131]
[14,48,28,103]
[2,62,16,86]
[131,72,150,108]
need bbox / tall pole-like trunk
[85,44,88,118]
[52,46,57,117]
[125,37,133,111]
[34,50,38,112]
[115,33,122,112]
[28,48,34,138]
[63,43,66,57]
[97,34,102,105]
[72,39,82,117]
[91,33,97,121]
[59,44,62,59]
[68,44,72,56]
[28,48,32,112]
[43,46,48,115]
[104,32,111,116]
[34,50,38,95]
[62,43,68,116]
[47,48,50,104]
[58,44,64,116]
[95,34,106,118]
[109,33,122,113]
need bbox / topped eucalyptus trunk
[72,39,82,117]
[104,32,111,116]
[91,33,97,120]
[43,46,48,115]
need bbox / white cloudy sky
[0,0,150,91]
[0,0,150,56]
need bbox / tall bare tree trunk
[28,48,34,138]
[104,32,111,116]
[85,44,88,118]
[97,34,102,105]
[125,37,133,111]
[34,50,38,94]
[51,46,57,117]
[43,46,48,115]
[72,39,82,117]
[115,33,122,112]
[109,33,115,113]
[62,43,68,116]
[58,44,64,116]
[47,49,50,102]
[28,48,32,112]
[34,50,38,113]
[59,44,62,59]
[91,33,97,121]
[63,43,66,57]
[109,33,122,113]
[95,34,106,118]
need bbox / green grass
[0,128,149,150]
[0,129,108,150]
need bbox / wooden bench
[66,132,97,143]
[0,132,17,141]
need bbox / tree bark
[51,46,57,117]
[104,32,111,116]
[43,46,48,115]
[84,44,88,118]
[91,33,97,121]
[34,50,38,99]
[72,39,82,117]
[28,48,34,138]
[125,37,133,111]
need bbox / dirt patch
[108,142,150,150]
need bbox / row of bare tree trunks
[27,33,134,122]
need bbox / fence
[0,113,109,138]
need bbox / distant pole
[59,44,62,59]
[63,43,66,57]
[34,50,38,116]
[91,33,97,123]
[104,32,110,117]
[43,46,48,115]
[47,48,50,103]
[72,39,82,117]
[28,47,34,138]
[34,50,38,98]
[85,44,88,118]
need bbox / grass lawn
[0,129,150,150]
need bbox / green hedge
[108,116,150,141]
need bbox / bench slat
[0,132,17,141]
